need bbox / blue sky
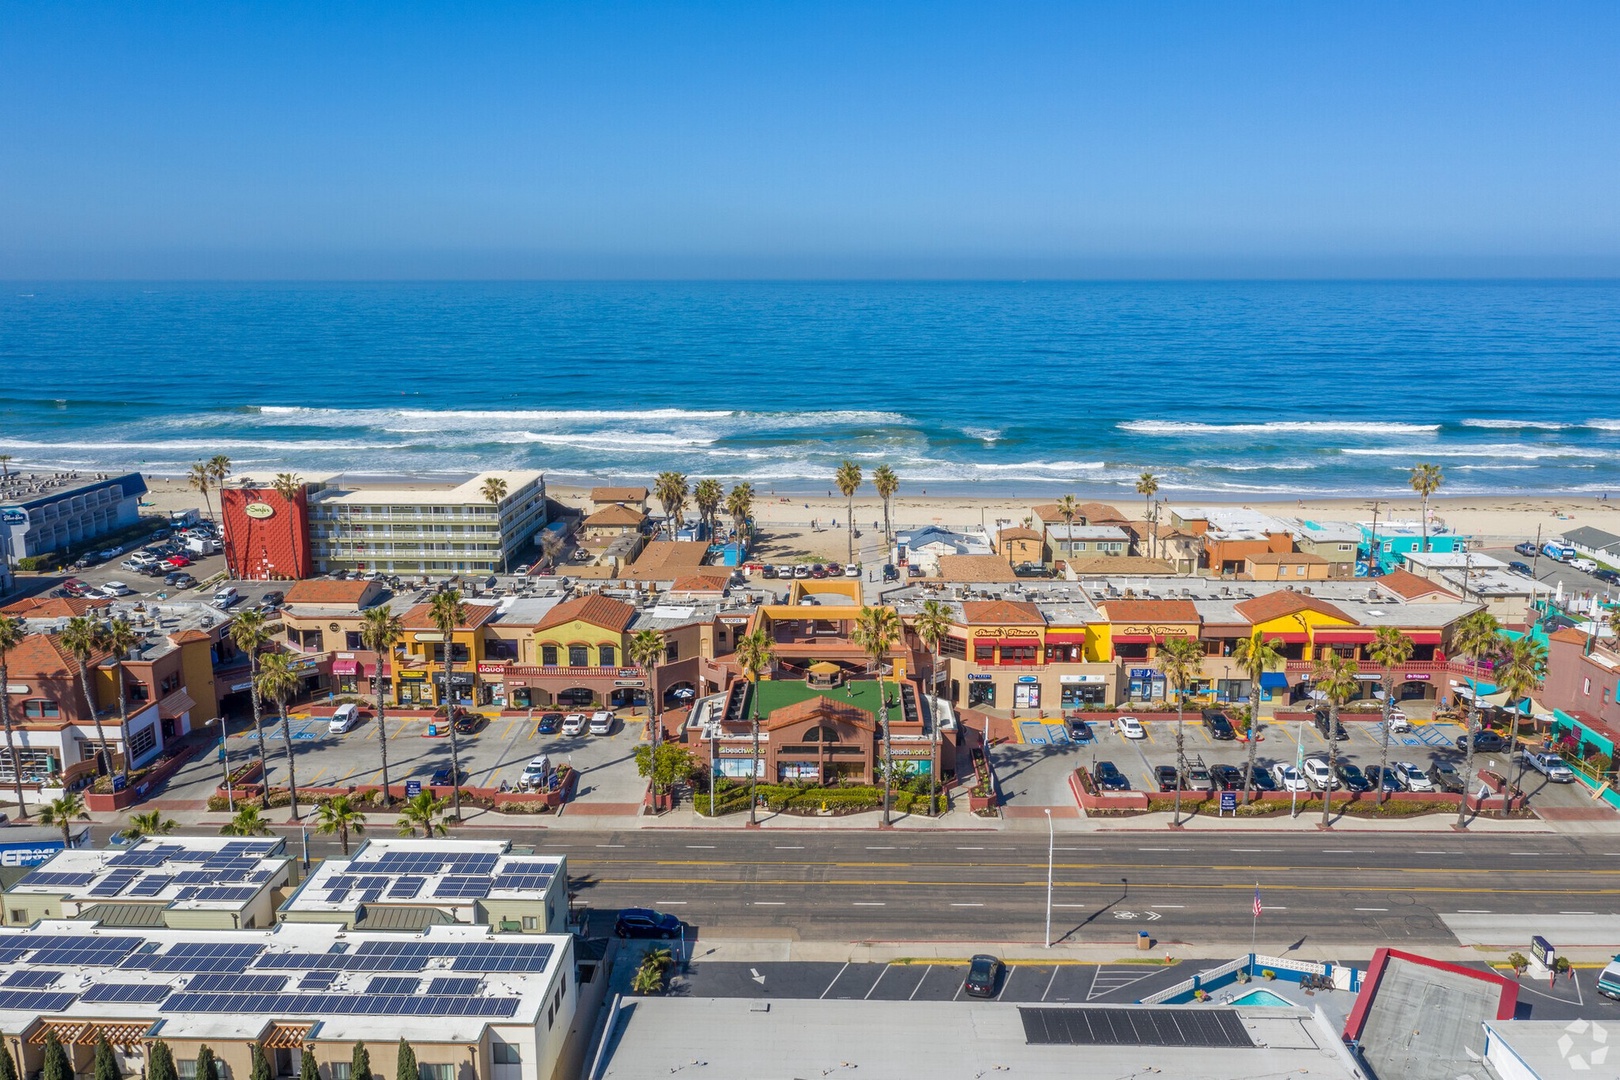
[2,1,1616,278]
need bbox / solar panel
[172,870,221,885]
[190,887,259,903]
[129,875,174,897]
[299,971,340,989]
[0,946,28,965]
[87,870,141,897]
[0,990,78,1012]
[252,953,349,970]
[447,853,500,874]
[372,851,448,873]
[426,978,481,995]
[187,973,289,994]
[219,841,277,856]
[19,872,96,888]
[141,942,264,972]
[433,875,492,900]
[81,983,173,1004]
[28,936,141,967]
[490,873,552,892]
[366,976,420,995]
[106,850,173,868]
[324,890,350,904]
[203,853,259,869]
[2,970,62,988]
[326,875,358,892]
[498,861,560,875]
[1018,1007,1255,1049]
[358,889,384,904]
[161,992,519,1016]
[386,876,425,899]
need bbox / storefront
[1013,676,1041,710]
[1060,673,1108,707]
[395,668,431,705]
[1127,666,1166,702]
[331,655,382,697]
[477,662,507,707]
[432,670,479,707]
[967,673,995,708]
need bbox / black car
[1203,711,1236,740]
[614,908,682,939]
[760,565,777,579]
[1509,561,1533,576]
[1065,716,1092,741]
[1335,762,1373,793]
[882,564,900,582]
[1364,765,1403,793]
[262,590,285,606]
[1155,765,1181,792]
[1313,711,1350,741]
[1596,569,1620,585]
[1093,761,1131,791]
[1514,541,1539,556]
[964,954,1002,998]
[536,712,563,735]
[1457,730,1508,753]
[429,766,467,787]
[1246,766,1278,792]
[1429,761,1466,794]
[1211,764,1245,791]
[453,713,485,735]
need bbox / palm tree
[654,472,689,539]
[1054,494,1078,563]
[0,615,29,818]
[1367,627,1414,805]
[628,628,666,802]
[1135,472,1159,545]
[725,483,754,543]
[1312,652,1360,828]
[396,790,449,837]
[480,476,510,573]
[1452,610,1503,828]
[913,600,953,816]
[187,462,215,524]
[254,651,302,820]
[1493,636,1546,816]
[1232,629,1285,803]
[1410,463,1444,553]
[429,590,468,820]
[59,617,114,776]
[693,479,723,542]
[271,472,303,505]
[852,605,902,826]
[0,454,10,481]
[102,617,138,786]
[359,604,404,802]
[207,454,232,491]
[539,529,566,571]
[314,794,368,855]
[219,804,271,836]
[1156,636,1204,825]
[835,461,863,564]
[38,791,88,847]
[873,466,899,544]
[120,809,177,842]
[229,609,273,787]
[733,628,774,826]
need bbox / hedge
[692,784,944,816]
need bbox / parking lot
[992,715,1605,815]
[1482,545,1619,598]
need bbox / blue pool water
[1229,988,1293,1007]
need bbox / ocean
[2,280,1617,498]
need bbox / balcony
[507,665,647,679]
[1283,659,1454,675]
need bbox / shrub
[1587,751,1612,774]
[1262,969,1276,980]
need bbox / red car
[165,554,193,568]
[58,579,89,597]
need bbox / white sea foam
[1460,418,1571,430]
[247,405,912,430]
[0,437,402,453]
[1342,443,1595,460]
[963,426,1003,443]
[1119,420,1440,436]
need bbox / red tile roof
[284,580,375,606]
[1375,569,1459,601]
[585,504,646,527]
[960,600,1044,626]
[668,576,724,594]
[0,596,111,619]
[1549,627,1590,646]
[1100,599,1200,623]
[5,632,109,682]
[533,593,637,633]
[1233,591,1353,626]
[400,601,502,631]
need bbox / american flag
[1253,885,1263,918]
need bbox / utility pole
[1529,525,1543,628]
[1365,500,1383,577]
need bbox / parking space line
[1041,965,1060,1001]
[908,966,932,1000]
[994,966,1015,1001]
[864,966,890,1000]
[819,963,849,1000]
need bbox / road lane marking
[1413,851,1450,855]
[1509,852,1540,856]
[1561,910,1596,915]
[1457,909,1491,913]
[1322,849,1357,853]
[751,901,785,906]
[867,846,896,850]
[1230,848,1281,853]
[655,901,687,905]
[950,903,984,907]
[819,962,849,1000]
[1149,904,1185,908]
[686,845,716,849]
[595,844,625,848]
[957,846,985,850]
[1354,907,1388,912]
[908,965,932,1000]
[1052,904,1091,908]
[1041,965,1060,1001]
[852,902,886,906]
[774,846,804,850]
[995,965,1015,1001]
[865,965,890,1000]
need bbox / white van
[329,703,360,734]
[1601,955,1620,1000]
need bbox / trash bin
[1137,931,1151,951]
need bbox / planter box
[968,793,998,812]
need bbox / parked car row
[761,562,862,580]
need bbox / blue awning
[1259,672,1290,689]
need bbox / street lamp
[208,717,233,811]
[1043,808,1054,948]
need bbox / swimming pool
[1229,988,1293,1007]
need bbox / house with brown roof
[621,541,729,584]
[1032,502,1128,527]
[0,595,112,619]
[1374,568,1461,603]
[935,555,1020,583]
[589,486,649,513]
[1242,551,1330,581]
[1095,598,1202,662]
[583,503,648,541]
[996,527,1046,568]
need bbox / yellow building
[397,600,499,708]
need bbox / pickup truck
[1522,752,1575,783]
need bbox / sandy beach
[128,473,1620,565]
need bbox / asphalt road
[127,825,1620,950]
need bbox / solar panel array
[299,971,340,990]
[130,942,265,973]
[19,872,96,889]
[386,876,425,899]
[1018,1008,1255,1049]
[367,851,500,875]
[81,983,174,1004]
[129,875,174,897]
[87,870,141,897]
[28,936,141,967]
[2,969,62,988]
[426,978,482,995]
[187,887,260,903]
[0,990,78,1012]
[433,875,492,900]
[366,976,420,995]
[187,973,289,994]
[34,842,281,903]
[162,992,519,1017]
[106,845,186,868]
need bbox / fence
[1138,953,1355,1004]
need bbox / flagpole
[1251,882,1259,960]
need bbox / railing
[506,665,646,679]
[1283,659,1453,674]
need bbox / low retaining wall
[84,744,198,811]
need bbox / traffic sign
[405,780,422,797]
[1220,790,1237,813]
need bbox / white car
[101,581,134,597]
[1302,757,1338,790]
[589,710,614,735]
[1270,763,1310,792]
[1524,752,1575,783]
[519,754,552,786]
[844,564,861,577]
[1393,761,1433,791]
[328,703,360,734]
[1113,716,1146,740]
[560,713,588,736]
[1387,710,1411,733]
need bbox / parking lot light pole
[1043,808,1054,948]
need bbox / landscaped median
[692,779,946,817]
[1067,767,1530,819]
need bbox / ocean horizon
[3,279,1618,500]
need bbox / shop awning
[1405,630,1443,645]
[1261,632,1309,644]
[1313,629,1377,644]
[157,689,196,719]
[332,659,359,676]
[1259,671,1290,689]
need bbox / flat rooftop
[283,839,563,916]
[1354,953,1514,1080]
[11,838,287,913]
[592,998,1361,1080]
[0,919,568,1043]
[314,471,543,507]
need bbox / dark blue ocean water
[2,280,1617,497]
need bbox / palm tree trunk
[1321,703,1339,828]
[749,697,760,826]
[1242,670,1262,804]
[78,669,112,777]
[1458,704,1479,829]
[847,493,854,563]
[880,691,893,827]
[1421,495,1429,553]
[374,669,391,803]
[883,496,891,543]
[114,662,132,785]
[1173,697,1184,825]
[0,661,28,819]
[1378,674,1394,805]
[649,697,661,805]
[928,644,939,816]
[339,822,349,856]
[444,646,462,820]
[279,701,300,819]
[249,652,269,784]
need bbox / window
[418,1066,454,1080]
[522,915,537,930]
[330,1065,351,1080]
[599,645,616,667]
[346,631,364,650]
[541,645,558,666]
[178,1061,197,1080]
[127,723,157,762]
[492,1046,520,1066]
[1000,645,1038,665]
[22,700,59,718]
[940,636,966,660]
[8,910,25,924]
[568,645,589,667]
[664,640,680,663]
[974,645,995,663]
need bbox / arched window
[802,725,840,743]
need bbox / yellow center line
[592,876,1620,896]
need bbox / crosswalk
[1087,965,1162,1000]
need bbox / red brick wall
[221,486,313,580]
